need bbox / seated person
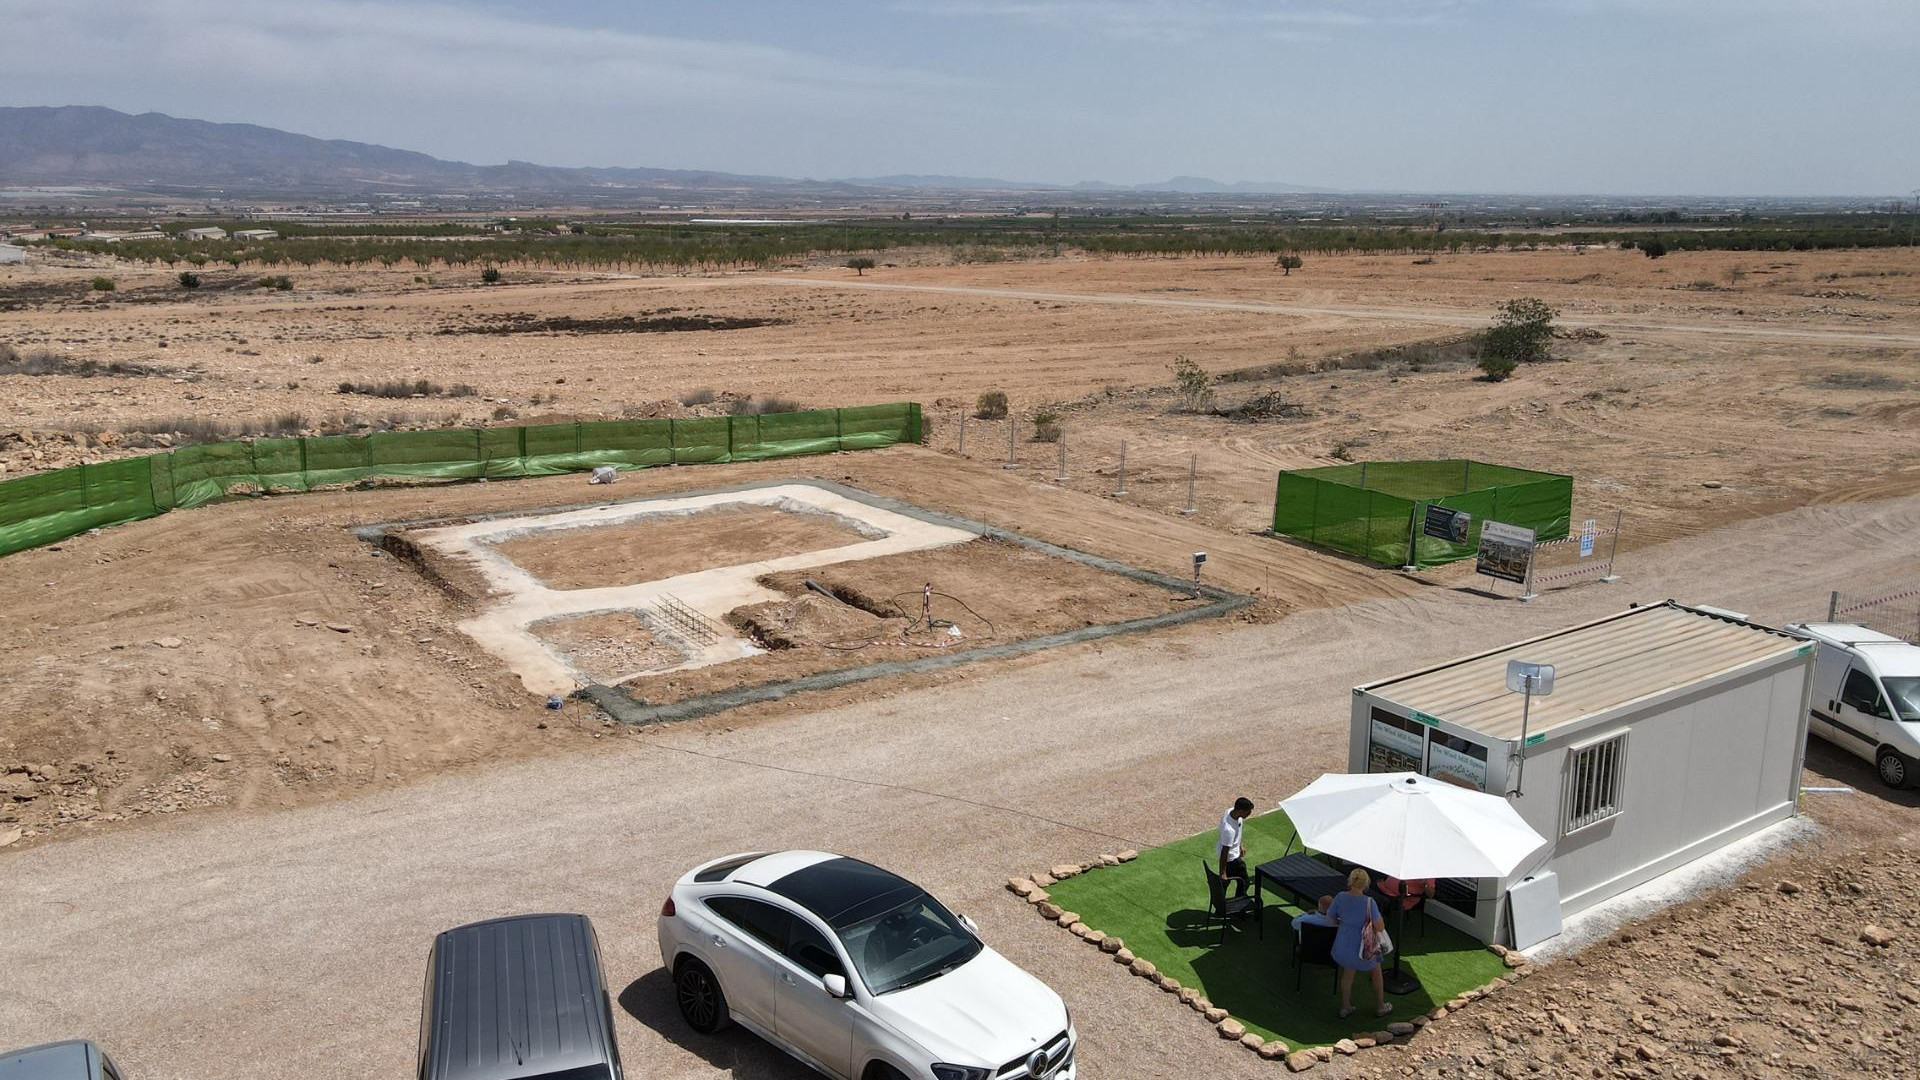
[1292,894,1335,933]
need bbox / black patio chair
[1292,921,1339,995]
[1201,859,1264,944]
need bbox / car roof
[423,913,613,1080]
[727,849,839,887]
[0,1041,97,1080]
[759,855,924,929]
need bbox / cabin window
[1562,731,1628,835]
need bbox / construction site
[2,245,1918,1080]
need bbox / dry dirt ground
[0,492,1914,1080]
[1,248,1918,1076]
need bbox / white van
[1788,623,1920,789]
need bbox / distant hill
[840,173,1066,191]
[0,105,830,195]
[0,105,1326,199]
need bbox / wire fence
[1827,573,1920,643]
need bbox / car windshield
[835,891,982,995]
[1886,677,1920,721]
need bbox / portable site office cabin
[1347,601,1815,947]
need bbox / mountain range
[0,106,1322,198]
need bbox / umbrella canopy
[1279,772,1547,880]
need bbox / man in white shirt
[1217,796,1255,899]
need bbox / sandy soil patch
[489,501,874,590]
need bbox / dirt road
[767,277,1920,349]
[4,493,1915,1080]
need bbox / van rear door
[1806,642,1850,741]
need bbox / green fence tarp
[1272,459,1573,569]
[0,403,926,558]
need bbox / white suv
[658,850,1076,1080]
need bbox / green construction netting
[1272,459,1572,568]
[0,403,923,558]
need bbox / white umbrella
[1279,772,1546,880]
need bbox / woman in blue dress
[1328,867,1392,1019]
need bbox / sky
[2,0,1915,196]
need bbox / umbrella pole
[1383,899,1420,996]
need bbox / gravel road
[3,494,1915,1080]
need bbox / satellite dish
[1506,660,1555,696]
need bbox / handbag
[1361,898,1395,960]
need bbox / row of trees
[35,219,1914,274]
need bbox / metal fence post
[1181,453,1197,514]
[1519,546,1538,602]
[1003,416,1019,469]
[1828,591,1839,621]
[1601,508,1623,582]
[957,410,966,456]
[1055,432,1068,482]
[1114,441,1128,496]
[1402,503,1420,573]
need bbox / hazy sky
[3,0,1915,195]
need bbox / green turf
[1045,810,1507,1048]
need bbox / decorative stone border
[1007,856,1535,1072]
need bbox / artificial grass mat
[1044,810,1507,1048]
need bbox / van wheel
[1875,748,1913,790]
[863,1064,908,1080]
[674,959,730,1033]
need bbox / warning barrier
[0,403,924,558]
[1520,512,1623,600]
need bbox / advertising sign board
[1579,518,1597,558]
[1423,504,1472,543]
[1477,520,1536,584]
[1367,709,1425,773]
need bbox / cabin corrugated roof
[1361,603,1804,741]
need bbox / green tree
[1482,297,1557,369]
[846,257,876,276]
[1275,253,1304,275]
[1170,355,1215,412]
[1639,237,1668,259]
[177,271,201,289]
[481,265,502,283]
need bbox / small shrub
[481,266,502,284]
[1031,409,1062,443]
[256,275,294,290]
[447,383,478,397]
[1477,352,1519,381]
[337,378,447,398]
[846,257,876,276]
[492,404,520,420]
[1329,441,1356,461]
[90,276,115,292]
[726,395,802,416]
[177,271,201,289]
[1639,238,1668,259]
[1275,253,1304,275]
[679,387,718,406]
[974,391,1009,420]
[1171,355,1216,412]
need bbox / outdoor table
[1253,853,1348,913]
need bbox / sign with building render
[1476,520,1536,584]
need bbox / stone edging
[1006,857,1537,1072]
